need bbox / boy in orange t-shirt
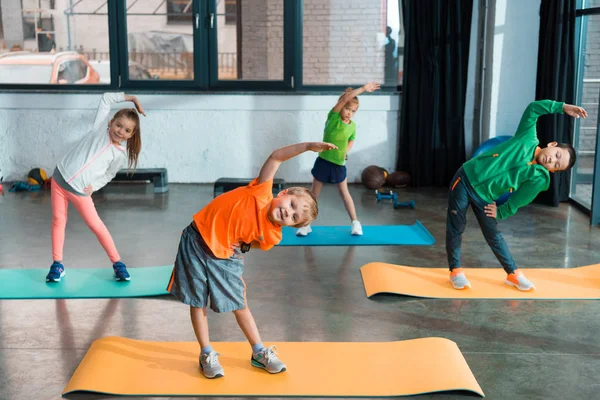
[167,141,336,379]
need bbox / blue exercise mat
[279,221,435,246]
[0,266,172,299]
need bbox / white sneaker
[351,220,363,236]
[296,224,312,236]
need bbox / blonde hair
[285,187,318,227]
[112,108,141,171]
[338,87,359,108]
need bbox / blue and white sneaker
[46,261,65,282]
[113,261,131,281]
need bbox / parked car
[89,60,159,84]
[0,51,100,84]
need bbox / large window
[0,0,404,91]
[573,2,600,223]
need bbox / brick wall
[239,0,388,83]
[239,0,283,80]
[302,0,386,85]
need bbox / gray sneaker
[505,272,536,291]
[450,271,471,289]
[199,351,224,379]
[251,345,286,374]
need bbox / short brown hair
[285,187,318,227]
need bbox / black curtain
[534,0,576,206]
[397,0,473,187]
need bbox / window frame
[207,0,298,90]
[115,0,208,90]
[571,1,600,224]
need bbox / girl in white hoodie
[46,92,145,283]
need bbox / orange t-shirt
[193,178,283,259]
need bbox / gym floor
[1,182,599,400]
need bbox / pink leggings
[51,179,121,263]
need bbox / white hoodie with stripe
[57,92,128,194]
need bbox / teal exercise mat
[279,221,435,246]
[0,265,172,299]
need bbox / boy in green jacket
[448,100,587,291]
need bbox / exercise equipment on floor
[0,266,172,299]
[360,262,600,299]
[110,168,169,193]
[27,167,48,185]
[375,190,415,209]
[8,167,51,192]
[280,222,434,246]
[471,135,513,205]
[63,336,484,398]
[361,166,415,207]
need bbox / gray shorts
[167,223,246,313]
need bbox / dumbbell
[393,199,416,209]
[375,190,395,201]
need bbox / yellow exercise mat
[361,262,600,299]
[63,336,484,397]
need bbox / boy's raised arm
[258,142,337,184]
[514,100,586,140]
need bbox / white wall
[487,0,540,139]
[464,0,541,155]
[0,93,399,183]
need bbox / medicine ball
[27,168,48,186]
[361,165,387,190]
[387,171,411,188]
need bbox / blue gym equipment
[471,135,513,205]
[375,190,416,209]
